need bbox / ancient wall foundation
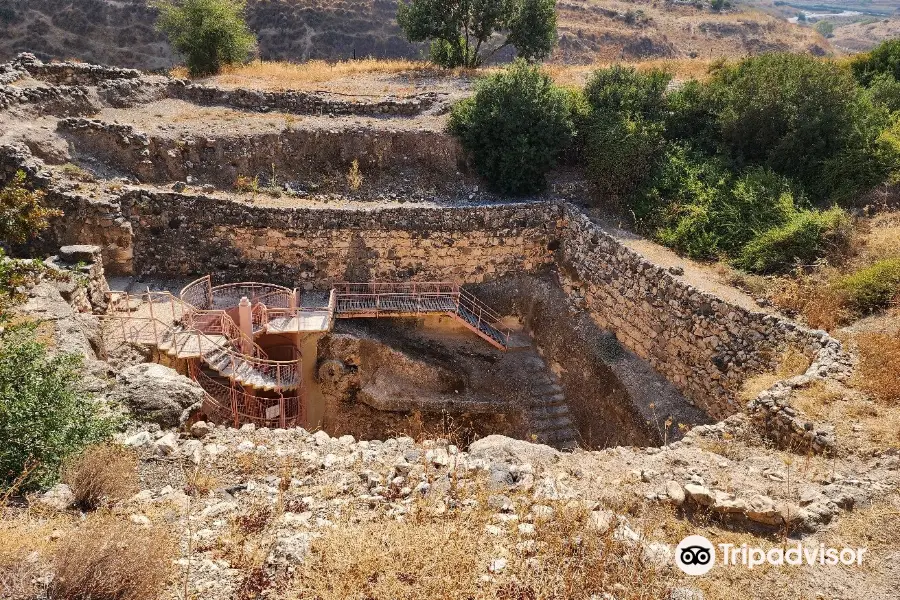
[119,191,557,285]
[556,204,848,419]
[1,139,852,428]
[59,117,462,189]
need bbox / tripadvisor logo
[675,535,868,575]
[676,535,716,576]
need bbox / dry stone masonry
[0,55,855,444]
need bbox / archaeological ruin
[1,53,849,457]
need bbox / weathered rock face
[315,330,526,444]
[109,363,204,427]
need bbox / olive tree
[397,0,557,68]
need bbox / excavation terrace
[1,54,851,457]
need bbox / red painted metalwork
[331,281,511,349]
[101,277,509,430]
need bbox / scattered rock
[110,363,204,427]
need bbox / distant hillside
[0,0,829,70]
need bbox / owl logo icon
[676,535,716,575]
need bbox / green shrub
[656,167,801,260]
[664,79,720,153]
[1,170,60,247]
[838,258,900,314]
[851,38,900,87]
[814,20,834,38]
[734,207,852,274]
[153,0,256,77]
[581,66,671,203]
[710,53,889,201]
[864,73,900,114]
[0,325,115,492]
[641,143,730,240]
[448,60,574,195]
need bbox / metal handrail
[190,361,303,428]
[106,293,302,390]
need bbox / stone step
[530,415,575,433]
[526,393,567,409]
[536,428,579,450]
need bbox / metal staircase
[101,276,511,429]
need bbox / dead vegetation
[764,211,900,331]
[292,498,677,600]
[738,347,812,403]
[49,514,174,600]
[854,332,900,405]
[62,444,139,510]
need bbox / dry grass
[177,59,437,90]
[548,58,717,88]
[62,444,139,510]
[738,347,813,403]
[49,514,174,600]
[0,513,63,600]
[291,499,676,600]
[854,332,900,405]
[766,211,900,330]
[771,275,851,332]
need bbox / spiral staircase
[101,276,511,428]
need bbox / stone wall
[0,144,134,273]
[121,191,558,286]
[2,142,852,426]
[169,82,440,117]
[13,53,142,85]
[556,204,846,419]
[58,117,462,188]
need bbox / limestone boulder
[468,435,560,467]
[110,363,204,427]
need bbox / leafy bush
[639,143,730,236]
[153,0,256,77]
[814,20,834,38]
[62,444,139,510]
[0,170,60,246]
[397,0,557,68]
[50,515,174,600]
[837,257,900,314]
[735,207,852,274]
[655,166,800,260]
[581,66,671,203]
[0,325,114,492]
[710,53,890,201]
[448,60,574,195]
[851,38,900,87]
[866,73,900,113]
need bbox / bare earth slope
[0,0,828,70]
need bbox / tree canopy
[154,0,256,76]
[397,0,557,68]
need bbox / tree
[580,65,672,205]
[851,38,900,87]
[448,60,575,194]
[0,324,115,491]
[397,0,557,68]
[709,53,891,201]
[814,20,834,38]
[0,170,60,247]
[153,0,256,77]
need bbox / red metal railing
[331,281,510,349]
[189,361,303,429]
